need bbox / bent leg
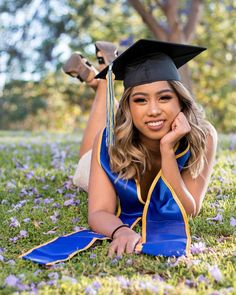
[79,79,107,158]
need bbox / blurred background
[0,0,235,133]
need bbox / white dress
[73,150,92,192]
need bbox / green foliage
[0,80,47,129]
[193,0,236,133]
[0,1,235,132]
[0,132,235,294]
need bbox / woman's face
[129,81,181,145]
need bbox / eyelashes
[133,96,172,103]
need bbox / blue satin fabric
[100,129,191,257]
[21,128,190,265]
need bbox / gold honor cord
[106,63,115,147]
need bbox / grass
[0,131,235,294]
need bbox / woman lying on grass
[22,39,217,265]
[70,39,217,257]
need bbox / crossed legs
[63,41,118,190]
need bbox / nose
[147,100,161,116]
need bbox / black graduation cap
[96,39,206,88]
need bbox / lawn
[0,131,235,295]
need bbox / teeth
[147,121,163,127]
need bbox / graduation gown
[20,128,191,265]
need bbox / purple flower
[50,215,58,223]
[0,254,4,262]
[36,176,46,182]
[64,199,75,206]
[72,217,80,224]
[92,281,101,290]
[0,247,5,254]
[19,230,28,238]
[63,180,74,190]
[23,218,31,223]
[33,270,42,276]
[198,275,208,283]
[138,281,158,292]
[56,188,64,194]
[206,213,223,222]
[61,275,77,284]
[12,200,27,211]
[42,185,50,190]
[25,171,35,179]
[116,276,130,288]
[15,160,28,170]
[6,181,16,190]
[126,258,133,265]
[43,198,53,204]
[110,258,119,265]
[209,265,223,282]
[48,272,59,280]
[50,212,59,223]
[191,242,207,254]
[9,236,19,243]
[185,279,196,288]
[52,203,61,208]
[85,285,97,295]
[89,253,97,259]
[230,217,236,227]
[19,188,28,197]
[17,283,29,291]
[64,193,76,199]
[9,217,20,227]
[5,274,19,287]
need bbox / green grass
[0,131,235,294]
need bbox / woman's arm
[88,131,141,256]
[160,113,217,217]
[181,125,217,216]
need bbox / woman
[21,39,217,265]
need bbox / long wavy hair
[109,81,212,180]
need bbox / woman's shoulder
[206,122,218,148]
[204,122,218,156]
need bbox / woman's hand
[108,227,141,257]
[160,112,191,151]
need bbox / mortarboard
[96,39,206,88]
[95,39,206,146]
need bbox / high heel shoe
[95,41,118,65]
[62,52,98,88]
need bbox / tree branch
[183,0,203,42]
[154,0,166,13]
[128,0,167,40]
[165,0,180,29]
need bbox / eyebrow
[131,89,174,97]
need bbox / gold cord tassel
[106,64,115,147]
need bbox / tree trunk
[128,0,203,89]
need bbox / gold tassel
[106,64,115,147]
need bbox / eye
[159,95,172,101]
[133,98,146,103]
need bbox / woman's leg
[78,41,119,158]
[79,79,107,158]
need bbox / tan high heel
[62,52,98,89]
[95,41,118,65]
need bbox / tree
[127,0,203,86]
[0,0,235,132]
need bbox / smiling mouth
[146,120,164,127]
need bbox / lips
[146,120,165,131]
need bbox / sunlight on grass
[0,132,235,294]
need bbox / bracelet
[111,224,130,240]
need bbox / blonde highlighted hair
[109,81,212,180]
